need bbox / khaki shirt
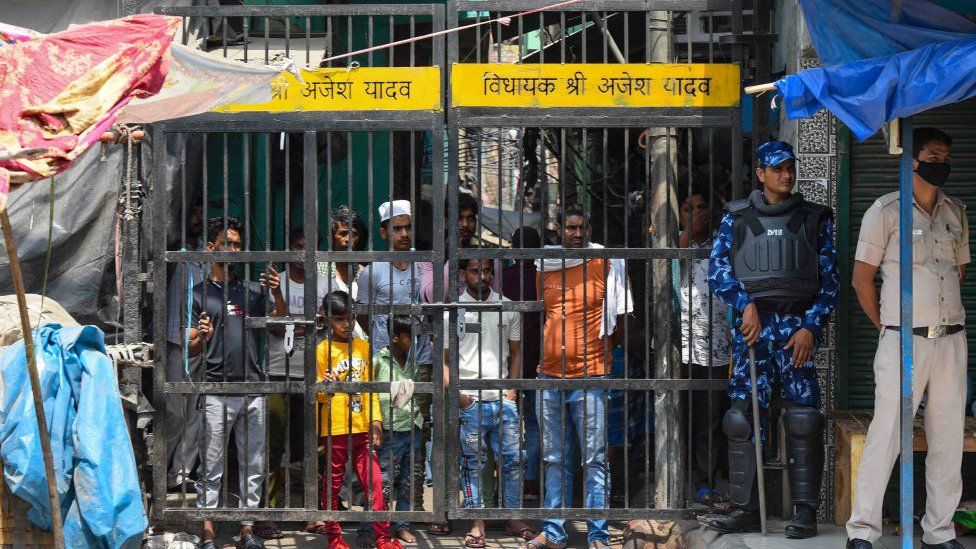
[855,190,969,327]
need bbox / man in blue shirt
[705,141,838,539]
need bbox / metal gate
[148,0,752,530]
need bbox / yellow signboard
[451,63,740,108]
[216,67,442,112]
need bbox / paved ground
[693,519,976,549]
[185,520,625,548]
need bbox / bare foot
[395,529,417,544]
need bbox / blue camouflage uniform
[708,197,839,411]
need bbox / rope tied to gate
[317,0,584,66]
[116,124,144,221]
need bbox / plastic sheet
[797,0,976,66]
[0,324,147,548]
[776,38,976,141]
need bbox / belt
[884,324,964,339]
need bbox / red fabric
[0,14,179,208]
[321,433,392,544]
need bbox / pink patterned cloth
[0,14,179,209]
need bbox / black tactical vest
[728,190,831,314]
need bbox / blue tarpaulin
[776,0,976,141]
[0,324,147,548]
[796,0,976,66]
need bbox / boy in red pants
[317,290,402,549]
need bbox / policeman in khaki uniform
[846,128,968,549]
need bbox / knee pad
[782,407,824,437]
[723,404,752,442]
[782,406,824,506]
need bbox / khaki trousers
[846,328,967,544]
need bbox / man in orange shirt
[523,204,632,549]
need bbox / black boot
[921,540,964,548]
[846,539,873,549]
[784,504,817,539]
[705,508,761,534]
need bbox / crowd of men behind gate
[163,128,968,549]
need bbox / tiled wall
[792,53,840,523]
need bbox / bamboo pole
[744,82,776,94]
[0,208,64,548]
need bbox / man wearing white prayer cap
[354,199,433,540]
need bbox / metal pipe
[897,116,914,549]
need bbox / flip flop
[236,533,266,549]
[253,521,284,540]
[427,522,451,536]
[305,522,330,535]
[505,526,537,541]
[519,535,566,549]
[356,530,376,548]
[464,533,487,548]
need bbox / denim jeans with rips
[537,376,610,546]
[458,398,524,510]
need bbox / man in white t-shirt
[444,258,534,546]
[264,228,327,535]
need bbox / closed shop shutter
[843,98,976,410]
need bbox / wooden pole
[0,208,64,548]
[744,82,777,95]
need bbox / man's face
[560,214,590,248]
[680,194,709,233]
[330,313,351,341]
[332,222,360,251]
[289,236,306,272]
[381,215,413,251]
[913,140,951,169]
[757,159,796,195]
[457,207,477,246]
[208,228,242,252]
[461,259,493,297]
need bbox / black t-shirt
[192,278,267,382]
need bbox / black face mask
[915,160,951,187]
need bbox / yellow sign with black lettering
[216,67,442,112]
[451,63,739,108]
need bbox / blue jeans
[537,376,610,546]
[357,431,421,534]
[459,398,523,509]
[522,391,540,482]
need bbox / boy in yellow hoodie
[317,291,401,549]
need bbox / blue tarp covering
[777,0,976,140]
[797,0,976,66]
[0,324,147,549]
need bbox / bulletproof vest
[728,190,830,314]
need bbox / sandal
[236,533,266,549]
[505,525,537,541]
[253,521,284,540]
[356,530,376,548]
[464,533,487,548]
[427,521,451,536]
[519,535,566,549]
[200,541,217,549]
[306,521,330,535]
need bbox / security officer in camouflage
[704,141,839,539]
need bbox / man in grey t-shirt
[356,200,432,516]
